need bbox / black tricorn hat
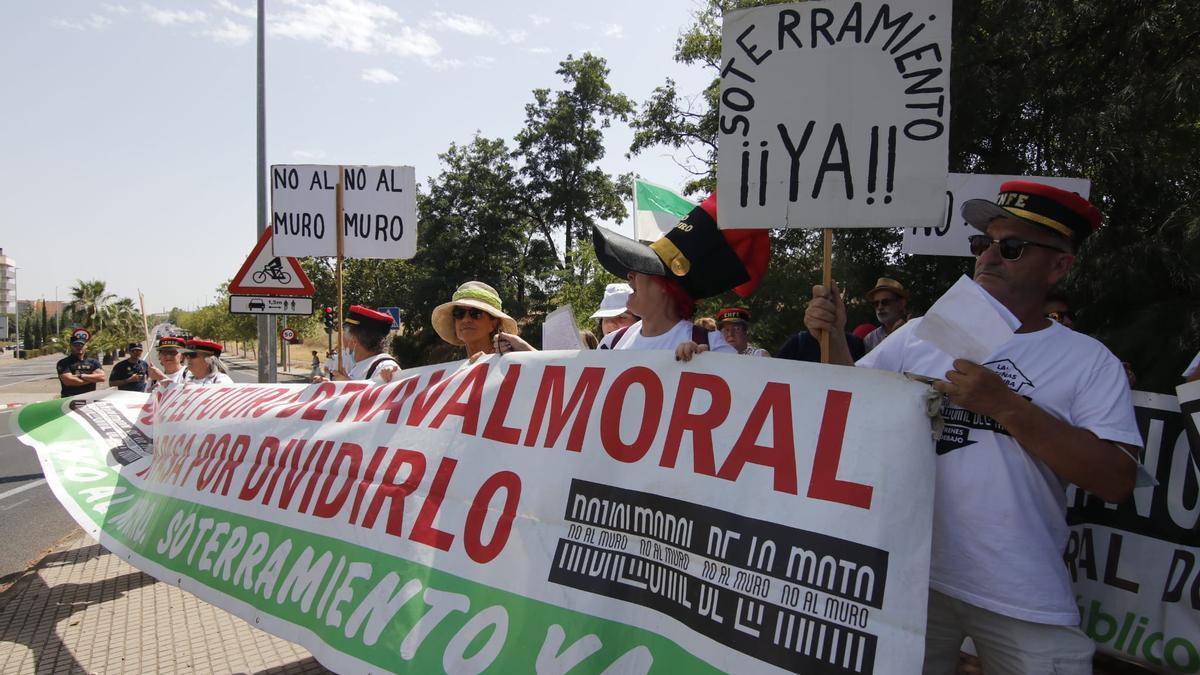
[592,193,769,300]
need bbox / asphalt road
[0,353,63,389]
[0,353,303,582]
[0,407,79,582]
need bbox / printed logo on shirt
[936,359,1034,455]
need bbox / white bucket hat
[589,283,634,319]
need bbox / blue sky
[1,0,711,312]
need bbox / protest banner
[901,174,1091,257]
[15,352,938,674]
[716,0,952,230]
[270,165,417,260]
[1066,390,1200,671]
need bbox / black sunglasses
[452,307,487,320]
[968,235,1066,261]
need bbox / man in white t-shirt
[805,181,1142,674]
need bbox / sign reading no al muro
[717,0,952,229]
[15,352,938,674]
[270,164,417,260]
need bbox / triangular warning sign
[229,229,315,297]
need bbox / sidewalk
[0,530,331,674]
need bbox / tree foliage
[515,53,634,279]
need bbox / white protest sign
[902,173,1092,256]
[541,305,586,350]
[717,0,951,229]
[271,164,417,259]
[19,353,938,673]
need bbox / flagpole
[335,166,345,373]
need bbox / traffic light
[323,307,336,332]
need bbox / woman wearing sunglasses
[431,281,530,360]
[181,339,234,385]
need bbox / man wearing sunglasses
[805,181,1142,673]
[863,277,910,353]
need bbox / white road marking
[0,479,47,503]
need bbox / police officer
[57,333,105,398]
[109,342,150,392]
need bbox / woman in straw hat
[431,281,532,360]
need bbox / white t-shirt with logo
[599,320,736,353]
[858,318,1142,625]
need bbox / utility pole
[255,0,277,383]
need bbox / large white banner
[1066,389,1200,671]
[902,174,1091,257]
[271,164,417,259]
[717,0,952,229]
[16,352,937,674]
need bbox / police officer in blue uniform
[109,342,150,392]
[57,333,105,398]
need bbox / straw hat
[589,283,633,319]
[431,281,519,346]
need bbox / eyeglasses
[452,307,487,320]
[872,298,895,308]
[968,235,1066,261]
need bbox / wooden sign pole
[137,290,151,350]
[335,166,345,372]
[820,228,833,364]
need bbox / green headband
[452,287,502,311]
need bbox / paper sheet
[913,275,1021,363]
[542,306,586,351]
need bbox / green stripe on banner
[635,180,694,218]
[24,400,718,674]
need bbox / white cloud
[53,14,113,30]
[603,23,624,39]
[428,58,465,71]
[214,0,255,19]
[528,14,550,27]
[427,11,496,37]
[525,46,551,55]
[102,4,131,15]
[504,29,527,44]
[270,0,440,58]
[142,4,207,25]
[361,67,398,84]
[473,55,496,68]
[205,17,252,44]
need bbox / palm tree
[69,280,114,329]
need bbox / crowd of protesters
[55,179,1198,674]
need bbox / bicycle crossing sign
[228,228,315,296]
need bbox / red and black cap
[156,336,186,351]
[185,339,223,357]
[592,193,770,299]
[345,305,393,333]
[962,180,1102,247]
[716,307,752,326]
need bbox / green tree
[515,53,634,279]
[68,280,114,330]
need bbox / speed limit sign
[280,327,297,342]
